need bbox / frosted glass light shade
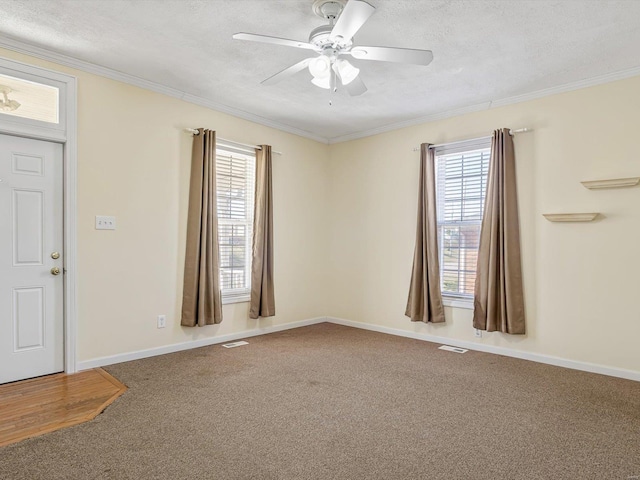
[335,59,360,85]
[309,56,331,79]
[311,76,331,89]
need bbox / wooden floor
[0,368,126,447]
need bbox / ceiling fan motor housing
[309,25,352,51]
[309,0,352,50]
[309,25,333,46]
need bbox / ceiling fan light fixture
[234,0,431,98]
[335,59,359,85]
[309,55,331,79]
[311,76,331,89]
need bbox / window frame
[215,145,256,305]
[434,139,492,306]
[0,60,67,142]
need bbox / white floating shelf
[581,177,640,189]
[543,213,599,222]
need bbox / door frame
[0,56,78,374]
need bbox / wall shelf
[581,177,640,189]
[543,213,599,222]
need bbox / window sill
[222,295,250,305]
[442,296,473,310]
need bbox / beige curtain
[473,129,525,334]
[249,145,275,319]
[405,144,446,323]
[181,129,223,327]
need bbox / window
[216,147,255,303]
[0,72,59,124]
[435,140,491,298]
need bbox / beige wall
[0,48,330,362]
[2,47,639,374]
[327,75,640,373]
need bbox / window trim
[222,293,251,305]
[434,139,491,299]
[216,146,255,304]
[442,295,474,310]
[0,59,67,141]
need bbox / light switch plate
[95,215,116,230]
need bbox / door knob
[51,251,60,259]
[51,267,61,276]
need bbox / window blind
[216,150,255,299]
[435,142,491,297]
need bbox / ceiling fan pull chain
[329,62,337,105]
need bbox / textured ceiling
[0,0,639,142]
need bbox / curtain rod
[185,128,282,155]
[412,128,532,152]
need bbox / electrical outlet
[95,215,116,230]
[157,315,166,329]
[474,329,482,338]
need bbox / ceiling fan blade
[329,0,375,42]
[350,46,433,65]
[345,75,367,96]
[261,58,312,86]
[233,33,318,51]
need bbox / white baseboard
[78,315,639,383]
[76,316,327,371]
[325,316,640,382]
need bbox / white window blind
[435,139,491,297]
[216,148,255,301]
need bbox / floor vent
[438,345,468,354]
[222,341,249,349]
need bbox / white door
[0,134,64,384]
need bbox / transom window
[0,72,59,124]
[216,147,255,302]
[435,140,491,297]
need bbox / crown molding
[1,33,639,147]
[328,65,640,144]
[328,101,493,144]
[0,34,329,144]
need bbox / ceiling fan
[232,0,433,97]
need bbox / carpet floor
[1,322,638,479]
